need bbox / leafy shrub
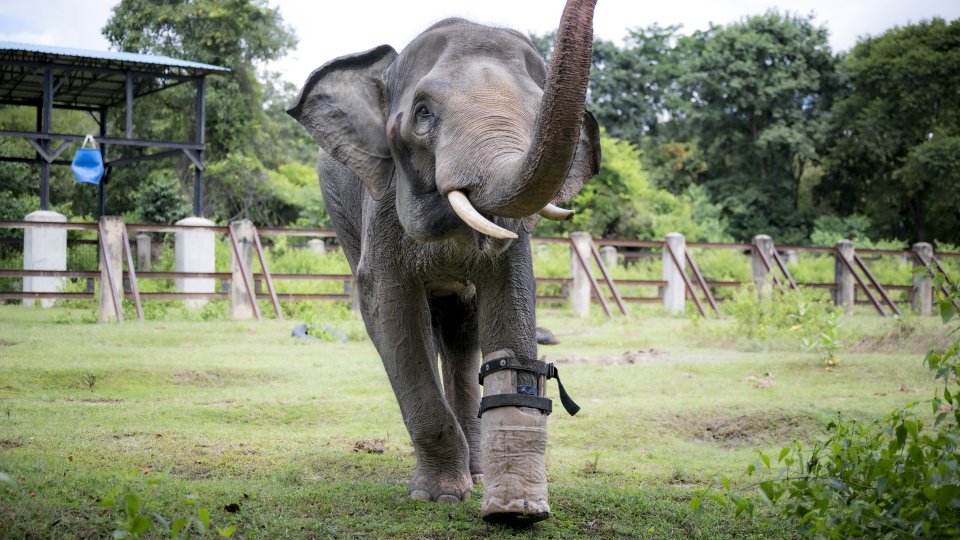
[98,469,236,539]
[693,273,960,538]
[720,285,840,354]
[139,172,189,226]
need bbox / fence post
[912,242,933,316]
[569,231,592,318]
[835,239,855,313]
[98,216,125,322]
[136,233,152,271]
[663,232,686,314]
[600,246,618,269]
[229,219,256,320]
[307,238,325,255]
[175,216,216,308]
[751,234,774,300]
[22,209,67,308]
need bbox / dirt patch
[353,439,386,454]
[172,369,273,387]
[77,398,125,405]
[849,324,951,354]
[1,439,23,449]
[670,410,821,448]
[0,339,16,347]
[549,348,670,366]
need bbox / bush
[719,285,840,356]
[694,273,960,538]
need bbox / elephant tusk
[447,191,518,240]
[538,204,575,221]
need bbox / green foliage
[589,24,686,145]
[795,297,842,367]
[538,132,729,242]
[721,285,841,355]
[99,0,311,225]
[139,173,190,225]
[269,162,329,229]
[819,18,960,244]
[809,214,872,247]
[205,152,299,225]
[694,275,960,537]
[98,470,236,539]
[538,12,841,243]
[681,12,839,243]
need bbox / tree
[101,0,303,224]
[534,14,841,243]
[679,12,840,243]
[537,131,727,242]
[819,18,960,243]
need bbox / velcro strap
[550,364,581,416]
[478,394,552,417]
[478,351,581,416]
[479,355,549,384]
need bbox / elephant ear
[524,110,601,231]
[287,45,398,200]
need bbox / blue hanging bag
[72,135,104,185]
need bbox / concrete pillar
[662,232,686,314]
[784,249,799,266]
[912,242,933,316]
[751,234,774,301]
[307,239,325,255]
[22,210,67,307]
[569,232,592,318]
[346,278,361,315]
[98,216,125,322]
[834,239,855,313]
[174,216,216,308]
[136,233,152,271]
[229,219,256,320]
[599,246,618,269]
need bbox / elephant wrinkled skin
[288,0,599,506]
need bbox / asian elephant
[288,0,599,510]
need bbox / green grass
[0,304,948,538]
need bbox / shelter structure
[0,42,228,306]
[0,41,229,216]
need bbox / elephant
[288,0,599,514]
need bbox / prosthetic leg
[478,349,580,525]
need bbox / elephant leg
[474,237,538,359]
[429,291,483,481]
[356,269,473,503]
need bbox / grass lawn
[0,303,948,538]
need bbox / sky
[3,0,959,88]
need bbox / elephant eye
[413,103,437,134]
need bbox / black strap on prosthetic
[478,351,581,417]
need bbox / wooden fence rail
[1,220,956,321]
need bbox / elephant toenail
[437,494,460,504]
[410,489,432,501]
[471,474,484,485]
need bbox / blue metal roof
[0,41,230,73]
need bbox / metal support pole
[125,72,133,138]
[40,67,53,210]
[193,77,205,217]
[97,106,108,219]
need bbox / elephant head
[287,0,600,244]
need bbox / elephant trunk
[475,0,597,219]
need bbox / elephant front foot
[408,466,473,503]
